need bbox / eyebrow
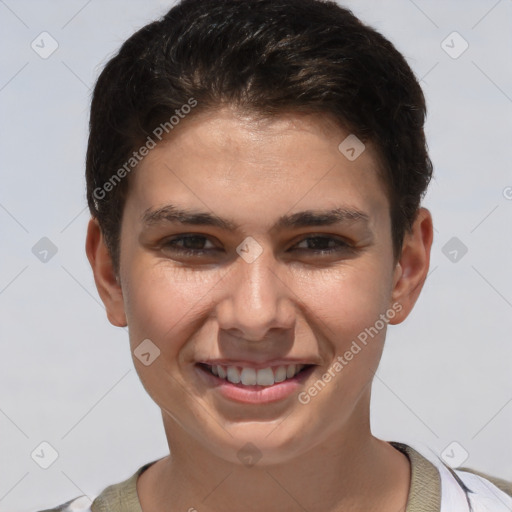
[141,204,370,233]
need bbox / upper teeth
[209,364,305,386]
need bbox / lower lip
[195,364,316,404]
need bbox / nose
[214,244,296,341]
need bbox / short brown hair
[86,0,433,275]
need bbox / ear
[388,207,434,324]
[85,217,127,327]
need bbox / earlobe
[388,207,434,325]
[85,217,127,327]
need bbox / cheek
[123,261,222,355]
[122,263,225,408]
[299,260,393,338]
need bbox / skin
[86,106,433,512]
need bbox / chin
[202,422,309,467]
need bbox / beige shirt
[41,442,512,512]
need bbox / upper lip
[197,359,317,370]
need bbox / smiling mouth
[197,362,314,387]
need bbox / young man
[40,0,511,511]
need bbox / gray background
[1,0,511,510]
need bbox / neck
[137,395,410,512]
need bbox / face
[88,106,431,466]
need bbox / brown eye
[292,236,352,254]
[161,235,218,255]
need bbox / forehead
[124,107,389,230]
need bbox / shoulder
[35,458,161,512]
[456,466,512,498]
[426,449,512,510]
[390,441,512,511]
[35,495,94,512]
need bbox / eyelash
[160,234,353,257]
